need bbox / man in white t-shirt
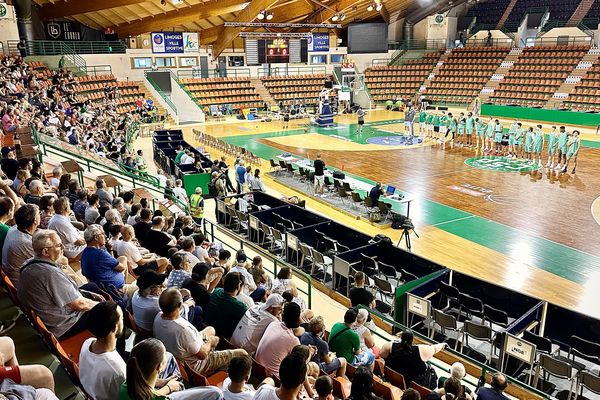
[153,288,247,374]
[79,302,126,400]
[223,354,275,400]
[230,253,266,303]
[113,225,167,275]
[230,294,284,354]
[253,353,306,400]
[173,179,189,206]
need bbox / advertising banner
[183,32,199,53]
[308,33,329,52]
[152,32,184,53]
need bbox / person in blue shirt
[236,160,246,194]
[80,224,133,296]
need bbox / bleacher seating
[563,58,600,112]
[424,46,510,105]
[466,0,511,27]
[491,45,588,108]
[260,74,335,106]
[364,52,442,102]
[505,0,581,27]
[73,74,147,114]
[179,77,263,112]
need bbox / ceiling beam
[111,0,249,38]
[308,0,356,23]
[40,0,147,20]
[379,3,391,23]
[212,0,281,58]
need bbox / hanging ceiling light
[340,13,346,21]
[376,3,383,11]
[367,4,374,11]
[257,10,265,19]
[266,11,274,20]
[332,13,339,21]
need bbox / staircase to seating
[566,0,596,27]
[251,78,275,108]
[478,48,521,104]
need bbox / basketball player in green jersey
[564,130,581,174]
[465,112,474,148]
[532,125,545,167]
[475,117,485,152]
[545,126,559,169]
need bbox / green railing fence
[202,219,312,308]
[176,68,252,79]
[7,40,127,55]
[169,70,207,111]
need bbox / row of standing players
[410,110,582,174]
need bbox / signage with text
[286,234,298,251]
[503,333,536,364]
[407,293,431,319]
[45,21,82,41]
[152,32,184,53]
[308,33,329,52]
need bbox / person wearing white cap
[230,293,285,355]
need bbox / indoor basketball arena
[1,0,600,399]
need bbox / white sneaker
[545,161,550,168]
[554,164,562,171]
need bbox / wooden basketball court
[182,108,600,319]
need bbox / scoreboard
[266,38,289,63]
[245,38,307,65]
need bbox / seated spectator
[120,338,222,400]
[230,252,265,303]
[329,308,374,369]
[113,225,168,276]
[437,362,472,397]
[178,237,201,265]
[349,272,376,309]
[352,309,378,357]
[18,230,98,338]
[49,167,62,188]
[1,146,19,181]
[429,377,470,400]
[401,389,421,400]
[181,262,223,310]
[253,353,306,400]
[25,180,47,205]
[14,168,30,196]
[153,288,246,375]
[85,194,101,226]
[315,375,334,400]
[133,207,153,246]
[0,336,58,400]
[223,354,273,400]
[476,373,509,400]
[73,189,88,222]
[166,253,192,289]
[256,302,302,378]
[132,270,203,333]
[48,197,86,258]
[39,195,55,229]
[349,366,382,400]
[300,316,347,378]
[95,178,114,208]
[126,203,141,225]
[204,272,248,340]
[79,301,125,400]
[1,204,39,284]
[112,197,127,220]
[192,233,214,264]
[103,208,123,236]
[231,293,285,354]
[380,330,446,389]
[214,249,231,273]
[0,197,14,250]
[66,179,81,206]
[249,255,271,291]
[144,216,176,257]
[80,224,134,296]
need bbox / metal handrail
[533,35,594,47]
[143,71,178,114]
[257,65,327,77]
[7,40,127,55]
[169,70,206,111]
[176,68,252,79]
[202,219,313,308]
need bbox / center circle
[366,136,424,146]
[465,156,538,172]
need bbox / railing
[388,49,406,65]
[534,35,594,47]
[257,65,327,77]
[61,42,87,75]
[361,306,551,400]
[7,40,127,55]
[169,70,207,112]
[144,71,178,115]
[465,38,515,47]
[577,21,596,38]
[371,58,391,66]
[202,219,312,308]
[541,19,567,33]
[397,39,448,50]
[70,64,112,76]
[176,68,252,79]
[469,23,498,36]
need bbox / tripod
[398,225,419,251]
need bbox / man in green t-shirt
[204,272,247,340]
[328,309,374,367]
[174,145,185,164]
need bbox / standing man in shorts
[356,107,365,134]
[404,104,415,138]
[313,154,326,197]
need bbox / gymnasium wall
[481,104,600,127]
[0,4,21,53]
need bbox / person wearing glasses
[17,230,99,339]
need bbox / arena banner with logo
[308,33,329,52]
[45,21,82,41]
[151,32,184,53]
[183,32,199,53]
